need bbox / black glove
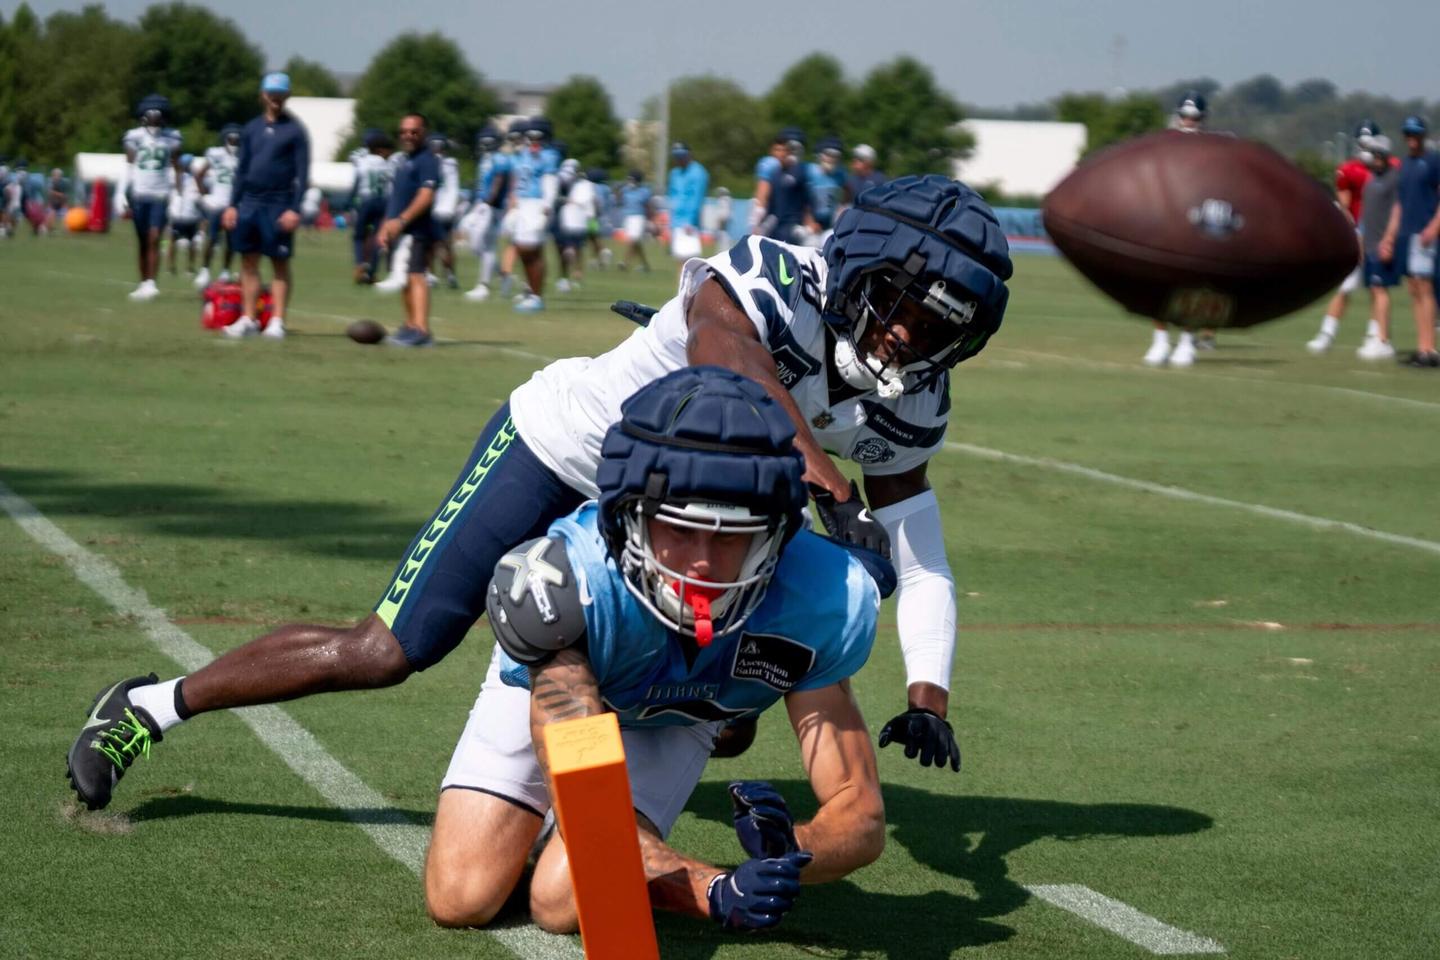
[707,851,812,931]
[810,480,891,559]
[878,707,961,772]
[729,780,798,859]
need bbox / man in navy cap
[220,72,310,340]
[1377,116,1440,367]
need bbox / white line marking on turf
[945,442,1440,558]
[1025,884,1225,955]
[0,479,580,960]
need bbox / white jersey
[168,172,201,222]
[433,155,461,219]
[122,126,182,200]
[201,146,238,210]
[557,178,596,233]
[352,151,392,203]
[510,237,949,497]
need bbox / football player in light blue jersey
[501,116,561,312]
[426,366,885,933]
[807,137,848,233]
[463,124,511,301]
[748,130,791,234]
[618,169,654,271]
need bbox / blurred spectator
[428,132,461,288]
[757,129,816,242]
[748,130,792,234]
[1356,137,1403,360]
[846,143,886,202]
[377,111,440,346]
[46,167,69,233]
[807,137,846,234]
[1378,115,1440,367]
[618,169,653,272]
[1308,120,1384,355]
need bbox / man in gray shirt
[1358,137,1402,359]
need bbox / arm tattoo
[529,647,602,777]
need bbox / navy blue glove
[878,707,962,772]
[706,851,813,931]
[810,481,891,559]
[729,780,798,859]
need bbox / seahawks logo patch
[851,437,896,464]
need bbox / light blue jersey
[667,161,709,230]
[755,155,781,181]
[620,184,652,217]
[497,504,877,728]
[476,151,512,207]
[512,147,560,200]
[806,162,847,229]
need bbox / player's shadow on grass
[657,781,1213,960]
[127,794,436,827]
[1,467,420,562]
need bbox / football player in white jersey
[120,94,183,301]
[427,132,462,289]
[67,175,1011,813]
[193,124,241,287]
[165,154,202,277]
[554,158,596,292]
[348,130,394,284]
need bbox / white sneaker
[222,315,260,338]
[1170,335,1196,368]
[374,275,405,293]
[193,268,211,289]
[1142,337,1171,367]
[464,284,491,302]
[218,270,233,283]
[261,317,286,340]
[127,279,159,302]
[555,278,572,293]
[1305,332,1333,354]
[1356,336,1396,360]
[425,271,439,287]
[514,294,545,313]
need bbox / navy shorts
[206,209,231,243]
[233,201,294,259]
[171,219,199,241]
[402,231,434,274]
[1364,253,1402,288]
[132,199,168,237]
[373,404,586,670]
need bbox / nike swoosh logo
[575,566,593,606]
[778,257,795,286]
[82,680,126,730]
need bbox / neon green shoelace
[93,709,153,769]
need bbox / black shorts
[372,404,585,670]
[233,200,294,259]
[402,232,434,274]
[171,219,199,240]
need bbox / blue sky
[10,0,1439,117]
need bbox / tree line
[4,2,1438,192]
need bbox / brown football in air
[346,318,387,344]
[1043,131,1358,328]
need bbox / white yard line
[0,479,580,960]
[1025,884,1225,955]
[945,441,1440,558]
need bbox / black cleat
[66,674,163,810]
[1403,350,1440,368]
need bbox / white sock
[1321,315,1340,337]
[129,677,187,732]
[1177,331,1195,347]
[1365,318,1380,338]
[1152,328,1169,346]
[480,250,496,285]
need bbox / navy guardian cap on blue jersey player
[424,366,882,933]
[66,175,1010,813]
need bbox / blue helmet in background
[476,124,501,152]
[1354,118,1381,143]
[1402,115,1428,136]
[524,116,553,141]
[822,174,1012,397]
[1175,90,1207,121]
[596,366,807,645]
[220,123,243,146]
[137,93,171,128]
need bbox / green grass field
[2,229,1438,959]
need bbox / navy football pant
[373,403,586,670]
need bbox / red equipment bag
[200,282,274,330]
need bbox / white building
[953,119,1087,198]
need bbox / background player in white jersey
[67,175,1009,812]
[462,125,509,301]
[347,129,394,284]
[374,144,414,291]
[554,158,596,292]
[426,366,884,932]
[120,94,182,301]
[193,124,241,287]
[165,154,202,277]
[427,131,462,289]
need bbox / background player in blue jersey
[667,141,709,261]
[120,94,183,301]
[67,176,1010,812]
[500,117,561,312]
[748,130,791,235]
[618,170,654,271]
[425,367,884,932]
[757,129,818,243]
[807,137,848,235]
[463,124,510,302]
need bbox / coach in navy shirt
[1379,115,1440,366]
[377,112,440,347]
[221,72,310,339]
